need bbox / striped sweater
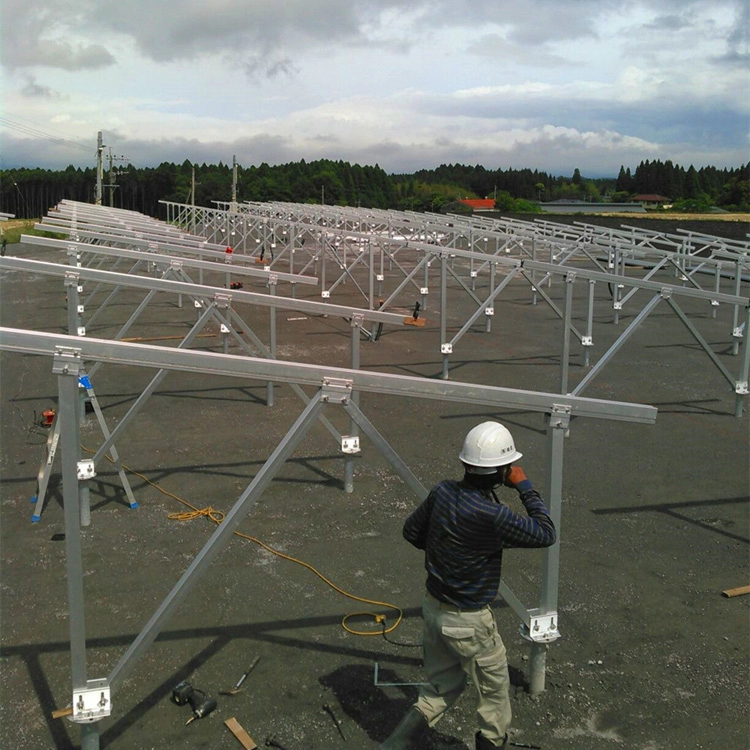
[403,478,556,609]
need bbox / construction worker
[380,421,557,750]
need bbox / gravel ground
[1,223,748,750]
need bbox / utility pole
[231,155,238,211]
[189,164,200,234]
[95,132,104,206]
[105,148,128,207]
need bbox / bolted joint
[71,679,111,724]
[77,459,96,481]
[213,292,232,309]
[64,271,81,288]
[320,377,353,403]
[736,381,749,396]
[52,347,83,376]
[547,403,571,430]
[520,610,560,644]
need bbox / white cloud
[1,0,747,176]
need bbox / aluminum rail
[21,234,319,286]
[0,257,405,325]
[525,259,749,305]
[0,327,658,424]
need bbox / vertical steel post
[732,261,742,356]
[440,253,450,380]
[735,304,749,418]
[55,350,101,750]
[528,404,568,695]
[560,273,575,394]
[267,277,277,407]
[486,263,496,333]
[584,279,595,367]
[712,262,722,320]
[344,314,362,493]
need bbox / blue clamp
[78,375,93,389]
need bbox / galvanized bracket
[321,377,353,404]
[548,403,571,430]
[520,609,560,643]
[64,270,81,288]
[341,436,360,454]
[52,347,83,376]
[212,292,231,309]
[350,313,365,329]
[77,459,96,481]
[70,679,111,723]
[735,381,749,396]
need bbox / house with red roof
[458,199,496,212]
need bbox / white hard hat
[459,421,522,470]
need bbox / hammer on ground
[220,656,260,696]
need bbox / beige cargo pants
[414,592,511,745]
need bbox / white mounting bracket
[77,326,86,337]
[520,610,560,643]
[194,300,202,308]
[77,304,84,314]
[732,327,744,339]
[322,291,331,299]
[420,287,429,295]
[736,381,749,395]
[70,679,111,723]
[471,271,478,278]
[376,274,384,282]
[341,436,360,454]
[484,307,494,317]
[613,302,623,310]
[220,324,230,334]
[441,343,453,354]
[77,459,96,481]
[581,335,593,346]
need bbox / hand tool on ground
[265,735,290,750]
[323,702,346,740]
[185,693,217,725]
[509,741,542,749]
[220,656,261,695]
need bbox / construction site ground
[0,219,748,750]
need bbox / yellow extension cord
[87,448,404,637]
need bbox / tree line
[1,158,747,220]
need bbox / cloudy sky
[1,0,748,177]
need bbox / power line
[0,115,95,156]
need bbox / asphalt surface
[0,227,748,750]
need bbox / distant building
[629,194,671,209]
[458,199,497,212]
[538,201,646,214]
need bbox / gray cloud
[1,0,116,71]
